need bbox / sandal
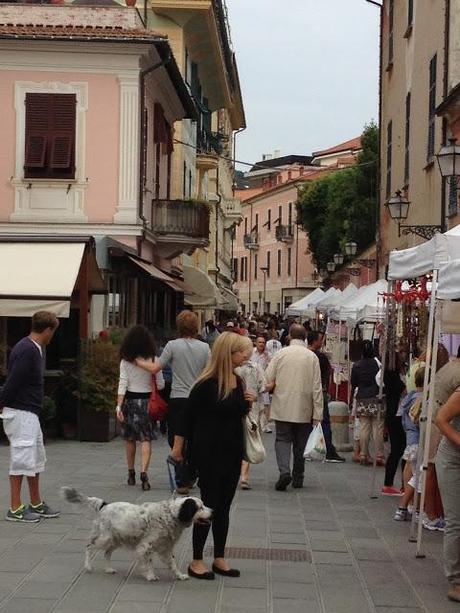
[127,469,135,486]
[240,480,251,490]
[140,472,151,491]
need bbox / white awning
[0,242,93,317]
[219,286,239,311]
[183,265,223,308]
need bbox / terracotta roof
[0,23,164,41]
[312,136,362,158]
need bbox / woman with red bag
[116,325,164,491]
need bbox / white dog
[61,487,212,582]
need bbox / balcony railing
[275,224,294,243]
[151,199,210,240]
[243,232,259,250]
[197,129,223,156]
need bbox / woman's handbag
[243,416,266,464]
[349,325,364,362]
[149,377,168,421]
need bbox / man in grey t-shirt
[136,311,210,493]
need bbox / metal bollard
[328,401,353,451]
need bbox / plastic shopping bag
[303,423,326,461]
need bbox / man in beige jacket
[265,324,323,491]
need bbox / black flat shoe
[212,564,240,577]
[140,472,151,491]
[188,566,215,580]
[127,470,135,486]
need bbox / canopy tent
[317,283,358,312]
[329,280,387,322]
[303,287,340,319]
[285,287,324,317]
[0,240,105,318]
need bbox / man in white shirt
[265,324,323,491]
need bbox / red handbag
[149,377,168,420]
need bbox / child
[235,337,269,490]
[394,367,424,521]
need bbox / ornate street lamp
[333,252,344,266]
[327,261,335,273]
[319,268,327,278]
[436,138,460,179]
[344,241,358,257]
[386,190,441,240]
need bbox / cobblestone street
[0,434,453,613]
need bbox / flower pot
[79,410,118,443]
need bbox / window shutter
[50,135,72,168]
[49,94,76,171]
[25,93,49,169]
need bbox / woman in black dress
[183,332,255,580]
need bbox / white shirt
[30,338,43,357]
[118,358,164,395]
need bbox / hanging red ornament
[418,276,429,302]
[394,280,403,303]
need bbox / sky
[226,0,380,169]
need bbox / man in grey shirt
[137,311,210,493]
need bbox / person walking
[116,325,164,491]
[382,353,406,495]
[251,336,272,432]
[202,320,220,348]
[0,311,60,522]
[136,310,210,495]
[185,332,255,580]
[350,341,385,466]
[265,324,323,491]
[435,387,460,602]
[307,331,345,463]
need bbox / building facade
[378,0,449,271]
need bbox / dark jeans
[384,415,406,487]
[192,465,240,560]
[321,392,336,456]
[274,421,312,478]
[167,397,194,488]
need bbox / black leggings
[192,466,240,560]
[384,415,406,487]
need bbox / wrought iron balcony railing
[151,199,210,240]
[243,232,259,250]
[275,224,294,242]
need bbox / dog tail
[60,487,107,513]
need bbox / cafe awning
[128,257,183,291]
[183,265,223,308]
[0,239,106,318]
[219,286,239,311]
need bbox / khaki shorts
[1,408,46,476]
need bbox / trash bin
[328,400,353,452]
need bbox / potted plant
[77,339,120,442]
[41,396,58,441]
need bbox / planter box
[79,410,118,442]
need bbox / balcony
[275,224,294,243]
[224,198,242,228]
[244,232,259,250]
[150,199,210,259]
[196,129,221,172]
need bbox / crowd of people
[0,309,459,599]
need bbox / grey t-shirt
[159,338,210,398]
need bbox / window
[408,0,413,28]
[287,247,292,276]
[277,303,281,314]
[232,258,238,282]
[265,302,271,314]
[277,249,282,276]
[278,205,282,224]
[288,202,293,227]
[183,162,187,198]
[386,120,392,198]
[404,92,411,184]
[388,0,394,66]
[254,253,258,279]
[428,54,437,161]
[245,257,249,281]
[448,177,458,217]
[266,251,271,277]
[252,302,258,314]
[244,217,248,234]
[24,93,76,179]
[255,213,259,230]
[240,257,244,282]
[188,169,192,198]
[267,209,271,231]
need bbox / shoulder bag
[243,415,266,464]
[149,376,168,421]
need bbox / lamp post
[327,261,335,273]
[260,266,268,313]
[333,252,344,266]
[436,137,460,231]
[385,190,441,239]
[344,241,358,257]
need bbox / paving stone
[312,551,353,565]
[271,580,317,599]
[0,598,57,613]
[14,580,72,599]
[110,603,163,613]
[310,538,348,553]
[221,586,267,608]
[273,599,321,613]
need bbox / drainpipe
[366,0,382,277]
[138,52,172,255]
[441,0,450,233]
[214,165,222,286]
[232,127,246,197]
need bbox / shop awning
[129,257,182,291]
[219,286,239,311]
[0,240,105,318]
[183,265,223,308]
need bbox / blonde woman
[185,332,256,580]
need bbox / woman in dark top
[382,353,406,495]
[351,341,384,466]
[184,332,255,580]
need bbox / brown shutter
[25,93,50,169]
[49,94,76,171]
[50,135,72,168]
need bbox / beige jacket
[265,340,323,423]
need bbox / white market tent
[318,282,358,313]
[329,279,388,322]
[303,287,340,318]
[285,287,324,317]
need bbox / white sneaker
[422,516,445,532]
[263,426,272,433]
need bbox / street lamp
[260,266,269,313]
[333,252,344,266]
[386,190,441,240]
[436,137,460,179]
[319,267,327,278]
[344,241,358,257]
[327,261,335,273]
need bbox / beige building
[149,1,245,317]
[378,0,450,271]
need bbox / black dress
[186,377,248,560]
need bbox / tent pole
[409,268,439,545]
[415,297,441,557]
[369,279,392,499]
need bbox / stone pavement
[0,433,455,613]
